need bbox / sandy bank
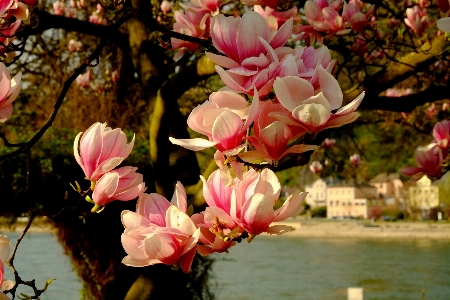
[268,220,450,239]
[0,217,56,234]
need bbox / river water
[1,233,449,300]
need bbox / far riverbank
[270,219,450,239]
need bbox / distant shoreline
[2,219,450,239]
[268,219,450,239]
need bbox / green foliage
[311,206,327,218]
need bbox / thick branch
[149,55,216,196]
[344,37,447,103]
[359,85,449,112]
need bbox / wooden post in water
[348,287,363,300]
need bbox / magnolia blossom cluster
[293,0,374,41]
[169,0,220,60]
[70,5,366,275]
[74,122,145,210]
[0,0,33,60]
[169,11,364,165]
[120,167,306,273]
[400,120,450,181]
[0,236,13,300]
[52,1,106,25]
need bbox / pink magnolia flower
[303,0,348,34]
[400,143,444,181]
[342,0,374,32]
[68,39,83,52]
[205,11,293,95]
[231,169,306,239]
[277,45,334,89]
[160,0,173,13]
[385,88,412,97]
[120,184,200,273]
[0,63,21,123]
[321,138,336,148]
[74,122,135,181]
[309,160,323,174]
[171,10,210,60]
[0,235,14,293]
[52,0,65,15]
[404,5,429,36]
[0,0,29,21]
[169,90,259,155]
[240,101,316,163]
[349,153,361,166]
[76,70,90,88]
[254,5,298,30]
[433,120,450,149]
[272,65,364,134]
[91,166,146,207]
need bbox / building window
[330,201,333,206]
[336,201,340,206]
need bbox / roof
[369,173,401,184]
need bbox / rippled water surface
[1,233,449,300]
[1,233,82,300]
[213,236,450,300]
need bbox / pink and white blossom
[0,236,14,293]
[120,184,200,273]
[272,65,364,134]
[349,153,361,166]
[73,122,135,181]
[169,90,259,154]
[400,143,444,181]
[240,101,316,163]
[433,120,450,150]
[0,63,22,123]
[231,169,305,239]
[309,161,323,174]
[206,11,293,95]
[92,167,146,207]
[404,5,429,36]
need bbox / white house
[305,178,327,208]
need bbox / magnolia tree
[0,0,450,299]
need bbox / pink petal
[273,76,314,112]
[273,193,306,221]
[318,65,343,110]
[0,63,11,101]
[269,18,293,49]
[237,11,270,63]
[165,206,197,235]
[212,111,243,145]
[89,157,124,181]
[92,172,119,205]
[143,233,178,263]
[324,112,360,129]
[0,104,13,123]
[215,66,247,92]
[335,91,364,115]
[210,14,240,62]
[241,193,274,235]
[121,211,151,228]
[205,52,240,68]
[180,245,197,273]
[80,123,103,178]
[169,137,217,151]
[171,181,187,213]
[121,232,147,261]
[278,144,318,160]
